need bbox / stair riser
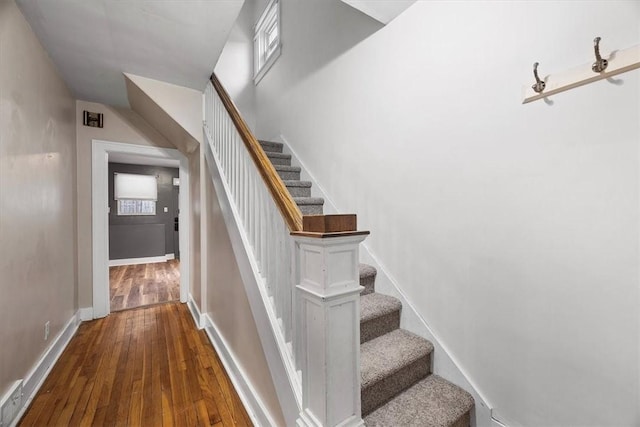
[360,276,376,295]
[286,186,311,197]
[299,204,323,215]
[361,355,431,416]
[259,142,283,153]
[361,311,400,344]
[267,155,291,166]
[277,170,300,180]
[450,411,471,427]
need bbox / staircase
[259,140,325,215]
[260,140,474,426]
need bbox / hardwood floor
[110,260,180,312]
[18,303,252,427]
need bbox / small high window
[254,0,281,84]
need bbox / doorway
[92,140,190,318]
[107,160,181,311]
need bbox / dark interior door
[173,185,180,260]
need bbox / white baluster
[206,84,308,411]
[249,168,256,250]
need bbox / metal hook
[592,37,608,73]
[532,62,545,93]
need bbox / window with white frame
[254,0,281,84]
[114,173,157,216]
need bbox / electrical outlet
[44,321,50,341]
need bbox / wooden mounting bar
[211,73,304,231]
[522,43,640,104]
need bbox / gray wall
[108,163,179,260]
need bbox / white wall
[230,1,639,425]
[125,73,204,145]
[214,0,258,132]
[76,100,176,308]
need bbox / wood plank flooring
[18,303,253,427]
[110,260,180,312]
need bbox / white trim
[108,255,168,267]
[490,413,510,427]
[78,307,94,322]
[12,310,80,427]
[254,45,281,85]
[253,0,281,84]
[91,140,190,319]
[187,294,204,329]
[276,135,494,427]
[202,313,279,427]
[165,253,175,260]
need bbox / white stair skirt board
[275,134,493,427]
[108,254,174,267]
[10,310,80,427]
[201,314,280,427]
[187,294,204,330]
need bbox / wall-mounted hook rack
[522,38,640,104]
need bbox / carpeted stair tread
[274,164,301,180]
[364,375,474,427]
[258,140,283,153]
[284,180,311,188]
[294,197,324,215]
[293,197,324,205]
[266,152,292,166]
[274,165,301,172]
[361,293,401,322]
[361,329,433,387]
[360,293,402,343]
[284,180,311,197]
[359,264,377,295]
[361,329,434,415]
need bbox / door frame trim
[91,139,190,318]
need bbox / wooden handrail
[210,73,303,232]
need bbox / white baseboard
[490,409,515,427]
[78,307,94,321]
[165,253,175,260]
[187,294,204,329]
[108,255,169,267]
[491,417,509,427]
[11,310,80,427]
[201,313,279,427]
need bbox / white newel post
[293,232,369,427]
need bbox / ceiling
[16,0,244,107]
